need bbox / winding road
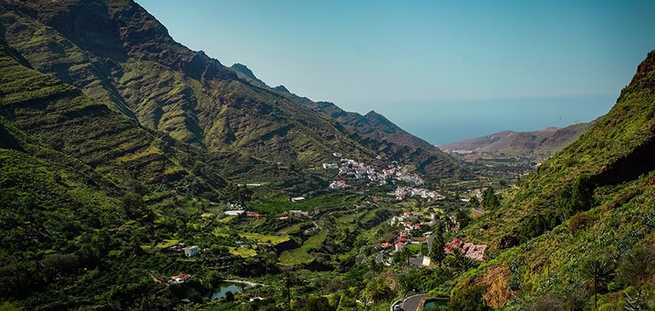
[391,293,427,311]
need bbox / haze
[137,0,655,144]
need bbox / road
[390,293,427,311]
[402,294,427,311]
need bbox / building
[169,273,192,284]
[322,163,338,169]
[246,211,263,218]
[329,179,348,189]
[291,196,305,202]
[224,210,245,216]
[444,238,487,261]
[183,246,199,257]
[408,255,431,267]
[289,210,310,218]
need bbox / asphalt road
[401,294,427,311]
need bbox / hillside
[0,42,226,198]
[0,0,463,182]
[231,62,465,181]
[440,122,589,161]
[449,50,655,309]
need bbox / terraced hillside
[0,0,463,181]
[0,116,241,310]
[0,42,225,198]
[449,51,655,309]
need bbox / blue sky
[137,0,655,144]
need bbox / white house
[224,210,245,216]
[291,196,305,202]
[183,245,199,257]
[322,163,338,169]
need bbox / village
[375,209,487,269]
[146,153,491,305]
[324,153,426,189]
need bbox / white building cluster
[391,186,445,201]
[329,155,425,188]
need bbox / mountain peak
[365,110,394,126]
[230,63,257,80]
[273,85,290,93]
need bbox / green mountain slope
[232,63,466,181]
[0,0,463,181]
[0,41,226,198]
[0,118,226,309]
[451,51,655,309]
[0,47,243,308]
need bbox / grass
[212,226,231,238]
[239,232,290,245]
[277,222,307,235]
[228,247,257,258]
[279,231,327,266]
[249,193,364,215]
[155,239,180,249]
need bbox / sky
[137,0,655,144]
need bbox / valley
[0,1,654,311]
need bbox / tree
[466,197,481,210]
[362,279,392,305]
[481,187,500,210]
[222,183,252,204]
[430,223,446,262]
[306,296,332,311]
[556,175,594,217]
[581,255,613,310]
[224,291,234,302]
[395,246,411,266]
[455,208,471,229]
[449,284,490,311]
[442,248,475,273]
[122,192,153,221]
[617,242,655,286]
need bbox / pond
[212,283,244,300]
[423,297,448,311]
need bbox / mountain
[450,51,655,309]
[440,122,590,160]
[0,0,463,182]
[0,40,237,308]
[0,41,225,197]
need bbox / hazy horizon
[375,94,615,145]
[136,0,654,144]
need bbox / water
[423,297,449,310]
[358,95,616,145]
[212,283,243,300]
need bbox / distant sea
[365,95,616,145]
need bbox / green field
[228,247,257,258]
[279,231,327,265]
[239,232,290,245]
[249,193,364,215]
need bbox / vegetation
[1,1,655,310]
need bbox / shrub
[449,284,490,311]
[616,242,655,286]
[482,187,500,210]
[525,295,566,311]
[568,212,592,233]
